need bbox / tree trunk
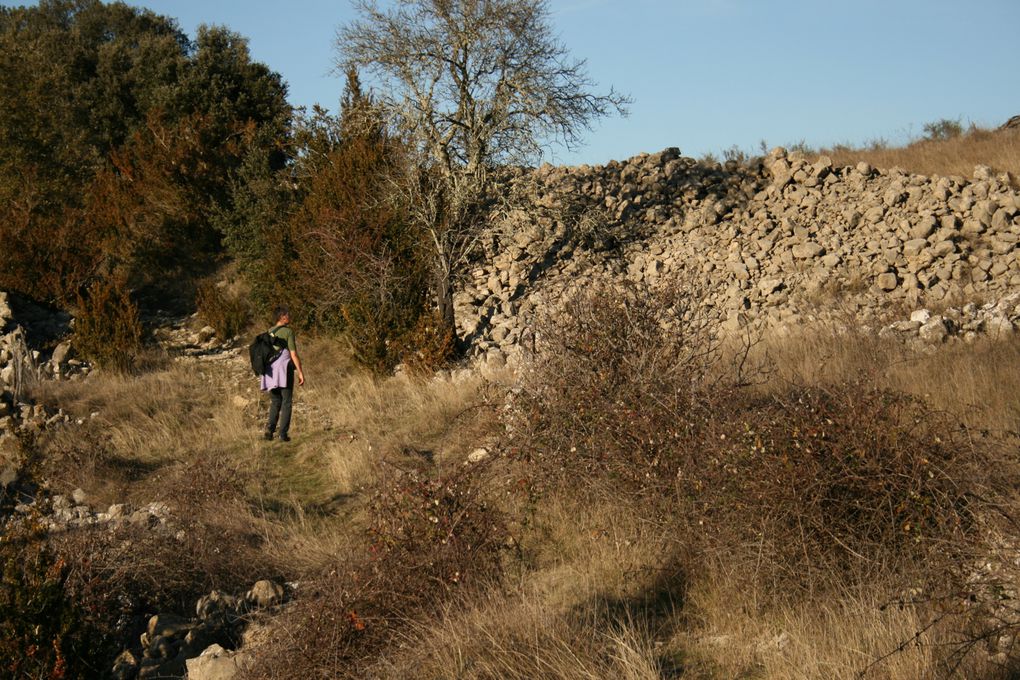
[434,265,457,350]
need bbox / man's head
[273,305,291,324]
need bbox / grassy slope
[811,125,1020,186]
[20,127,1020,678]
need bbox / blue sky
[64,1,1020,165]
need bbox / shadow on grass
[100,454,167,482]
[253,491,356,520]
[573,559,689,679]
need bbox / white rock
[910,309,932,324]
[919,318,949,343]
[185,644,248,680]
[467,448,490,463]
[876,272,898,291]
[986,316,1015,337]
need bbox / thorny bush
[0,520,117,680]
[506,280,994,592]
[506,277,726,496]
[249,462,507,678]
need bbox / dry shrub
[247,463,507,679]
[196,277,252,340]
[26,429,268,609]
[686,384,984,589]
[507,280,996,593]
[73,279,144,373]
[0,454,267,680]
[506,277,724,497]
[0,520,119,680]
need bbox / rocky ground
[457,148,1019,365]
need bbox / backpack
[248,331,287,377]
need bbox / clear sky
[49,0,1020,166]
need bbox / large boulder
[185,644,250,680]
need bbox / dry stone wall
[458,148,1020,363]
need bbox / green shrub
[924,118,964,141]
[221,75,432,372]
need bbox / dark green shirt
[269,325,297,353]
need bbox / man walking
[261,305,305,442]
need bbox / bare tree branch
[336,0,630,342]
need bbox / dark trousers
[266,364,294,437]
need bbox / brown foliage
[506,281,993,592]
[73,279,144,373]
[392,309,458,375]
[248,463,507,678]
[85,111,249,294]
[292,131,429,366]
[0,166,103,303]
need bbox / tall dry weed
[380,588,663,680]
[815,126,1020,185]
[760,325,1020,433]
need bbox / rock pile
[880,292,1019,346]
[457,148,1020,362]
[2,479,286,680]
[1,291,88,437]
[112,579,287,680]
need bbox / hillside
[3,136,1020,679]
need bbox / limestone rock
[246,580,285,610]
[876,272,898,291]
[0,293,10,324]
[51,341,73,366]
[919,318,949,343]
[186,644,249,680]
[467,447,490,463]
[792,242,825,259]
[986,316,1015,337]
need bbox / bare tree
[336,0,629,343]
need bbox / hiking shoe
[263,432,273,441]
[279,434,291,442]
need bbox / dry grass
[757,325,1020,433]
[20,317,1020,678]
[376,494,681,680]
[811,126,1020,184]
[380,587,663,680]
[676,564,941,680]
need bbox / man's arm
[290,350,305,386]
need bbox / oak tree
[336,0,628,343]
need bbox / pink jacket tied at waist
[260,349,291,391]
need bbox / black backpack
[248,331,287,377]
